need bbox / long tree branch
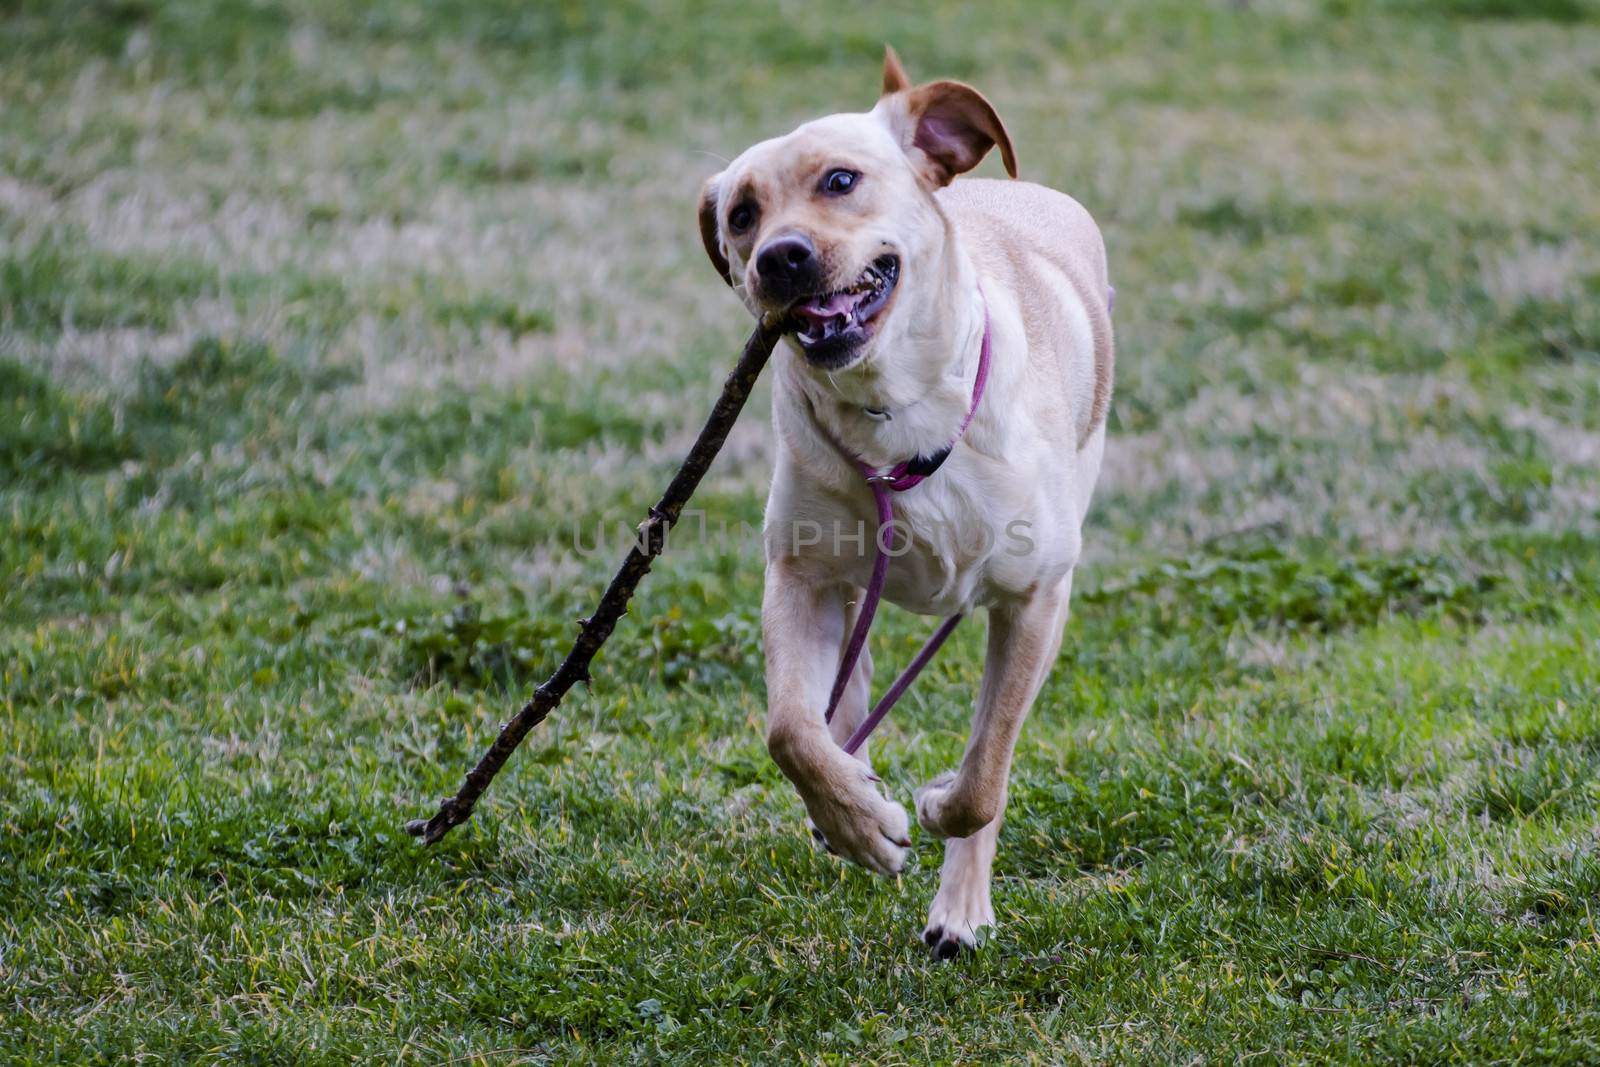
[406,318,783,846]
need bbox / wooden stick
[406,318,783,845]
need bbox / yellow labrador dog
[697,48,1113,957]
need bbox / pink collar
[849,298,992,493]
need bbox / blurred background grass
[3,0,1600,1062]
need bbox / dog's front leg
[915,574,1072,952]
[763,558,911,876]
[801,593,877,851]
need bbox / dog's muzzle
[753,232,823,308]
[783,254,901,369]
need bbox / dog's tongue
[790,290,861,329]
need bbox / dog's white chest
[771,442,1083,618]
[889,453,1079,614]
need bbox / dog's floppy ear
[881,44,911,96]
[697,175,732,287]
[881,80,1018,187]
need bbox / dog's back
[937,178,1114,447]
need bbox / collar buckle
[864,469,899,487]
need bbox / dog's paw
[922,900,994,961]
[915,770,999,840]
[913,770,960,839]
[922,869,995,961]
[799,762,911,877]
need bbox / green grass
[4,0,1600,1061]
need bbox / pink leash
[821,297,993,755]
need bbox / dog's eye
[728,203,755,234]
[822,169,859,195]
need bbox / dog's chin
[784,255,899,371]
[792,327,874,371]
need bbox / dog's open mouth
[786,255,899,367]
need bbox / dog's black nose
[754,232,820,304]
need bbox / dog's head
[698,47,1015,371]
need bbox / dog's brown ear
[881,45,911,96]
[887,80,1017,187]
[697,176,732,287]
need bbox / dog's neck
[788,231,986,471]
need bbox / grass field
[4,0,1600,1061]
